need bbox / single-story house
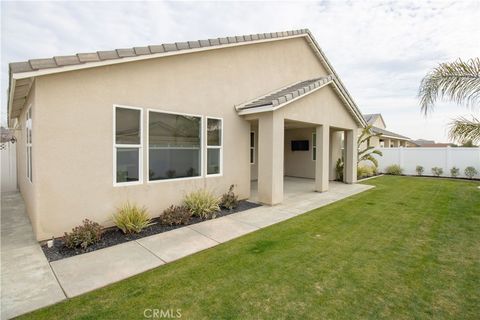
[362,113,417,147]
[8,29,366,240]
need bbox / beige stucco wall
[371,116,386,129]
[277,86,358,129]
[29,36,332,240]
[16,83,40,236]
[284,128,315,178]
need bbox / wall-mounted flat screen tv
[291,140,309,151]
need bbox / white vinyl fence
[374,147,480,178]
[1,142,17,192]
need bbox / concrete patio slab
[188,216,259,243]
[1,192,66,320]
[51,241,164,297]
[137,227,218,263]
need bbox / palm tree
[357,125,383,167]
[419,58,480,143]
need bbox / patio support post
[383,138,391,148]
[329,130,342,180]
[344,128,357,184]
[315,124,329,192]
[257,112,284,205]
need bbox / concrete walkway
[1,180,373,317]
[1,192,66,319]
[49,181,373,298]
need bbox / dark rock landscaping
[42,200,261,262]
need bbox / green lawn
[21,176,480,319]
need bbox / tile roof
[238,75,334,110]
[371,126,411,140]
[363,113,381,125]
[9,29,309,74]
[8,28,367,127]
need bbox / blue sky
[1,0,479,142]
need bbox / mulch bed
[42,200,261,262]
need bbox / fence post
[399,147,404,170]
[445,146,451,177]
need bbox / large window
[250,132,255,164]
[114,106,142,185]
[149,111,201,181]
[26,106,32,182]
[207,118,222,175]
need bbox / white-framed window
[206,117,223,176]
[113,105,143,186]
[250,131,255,164]
[148,110,202,181]
[312,132,317,161]
[26,105,33,182]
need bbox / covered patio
[237,76,366,206]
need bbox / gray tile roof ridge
[240,75,334,110]
[9,29,310,74]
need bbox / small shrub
[415,165,424,176]
[113,202,153,234]
[159,205,191,226]
[357,165,375,179]
[385,164,403,175]
[335,158,344,181]
[220,185,239,210]
[465,166,478,179]
[450,167,460,178]
[64,219,103,249]
[184,189,220,219]
[431,167,443,177]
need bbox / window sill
[147,176,203,184]
[206,173,223,178]
[113,181,143,187]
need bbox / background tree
[419,58,480,143]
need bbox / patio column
[383,137,391,148]
[329,130,342,180]
[344,128,357,184]
[257,112,284,205]
[315,124,329,192]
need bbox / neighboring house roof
[420,143,456,147]
[362,112,412,141]
[363,113,379,124]
[8,28,367,127]
[236,76,334,113]
[371,127,411,140]
[363,113,386,128]
[413,139,435,146]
